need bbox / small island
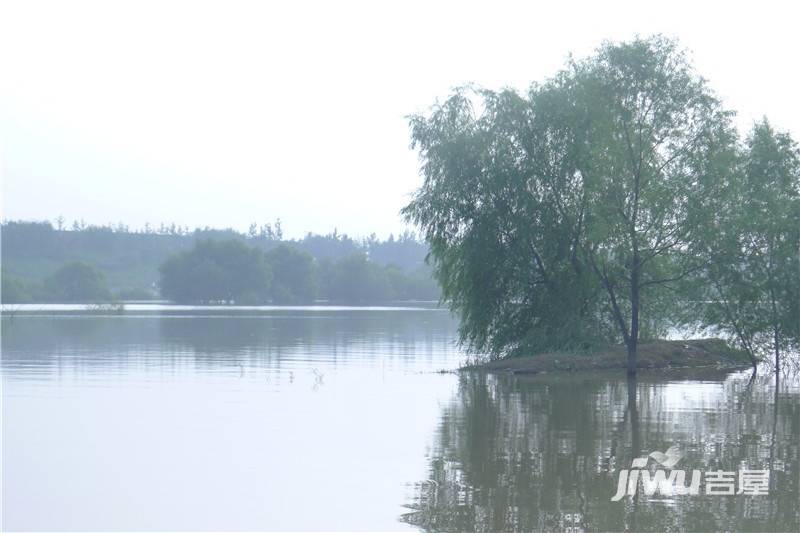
[464,338,752,375]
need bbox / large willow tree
[404,36,738,372]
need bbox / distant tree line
[2,262,112,303]
[0,221,439,304]
[159,239,438,304]
[404,36,799,373]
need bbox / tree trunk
[627,254,640,376]
[773,323,780,380]
[626,336,637,375]
[769,280,780,378]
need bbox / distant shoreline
[0,301,446,313]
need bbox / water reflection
[3,309,798,531]
[1,308,459,377]
[1,308,462,531]
[403,370,799,532]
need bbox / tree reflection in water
[402,369,799,532]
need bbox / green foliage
[265,244,317,303]
[1,221,435,301]
[324,253,393,303]
[403,36,745,364]
[686,120,800,365]
[313,255,440,303]
[159,239,272,304]
[403,83,607,355]
[1,271,33,303]
[157,241,438,305]
[43,262,112,302]
[1,220,196,293]
[384,264,441,301]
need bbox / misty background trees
[265,245,317,304]
[403,36,799,371]
[159,239,273,304]
[0,221,440,304]
[43,262,111,302]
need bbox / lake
[2,306,798,532]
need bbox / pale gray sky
[2,0,798,239]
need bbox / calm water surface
[2,306,798,532]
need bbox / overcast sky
[2,0,798,239]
